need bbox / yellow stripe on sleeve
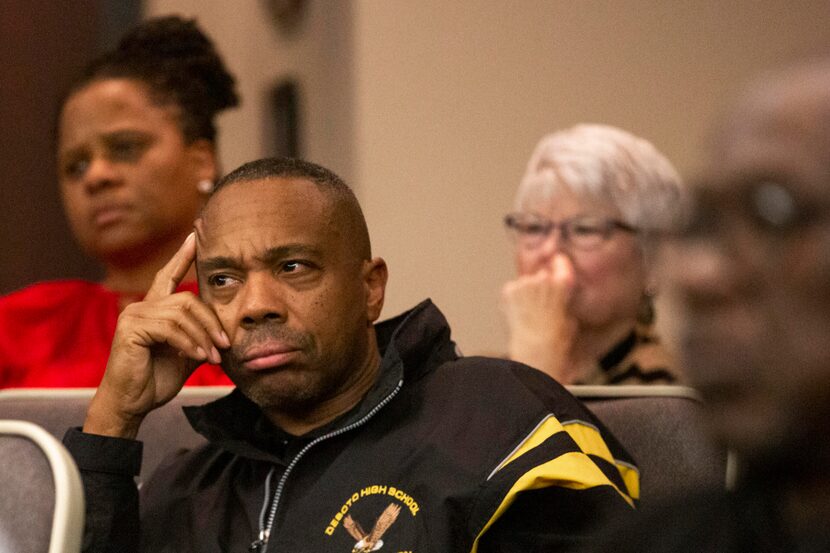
[562,421,640,500]
[470,451,634,553]
[489,416,639,502]
[489,415,567,476]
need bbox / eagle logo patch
[343,503,401,552]
[324,484,420,552]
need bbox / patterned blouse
[574,327,680,385]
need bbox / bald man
[64,157,637,553]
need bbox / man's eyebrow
[197,244,322,272]
[197,255,244,273]
[258,244,322,264]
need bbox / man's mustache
[223,324,315,365]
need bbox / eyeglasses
[504,212,637,251]
[676,180,824,244]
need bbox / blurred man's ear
[364,258,388,322]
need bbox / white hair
[514,124,686,243]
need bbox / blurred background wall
[4,0,830,355]
[0,1,130,291]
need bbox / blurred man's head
[667,59,830,474]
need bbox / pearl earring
[197,179,214,194]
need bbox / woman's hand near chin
[501,253,579,383]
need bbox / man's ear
[363,257,388,323]
[187,139,218,183]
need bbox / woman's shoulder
[0,280,121,334]
[599,328,681,385]
[0,280,120,386]
[0,280,112,313]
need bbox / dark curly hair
[68,15,239,143]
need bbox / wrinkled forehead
[196,178,337,254]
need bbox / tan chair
[567,385,730,501]
[0,419,85,553]
[0,387,233,482]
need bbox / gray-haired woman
[501,124,686,385]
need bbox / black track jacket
[64,300,639,553]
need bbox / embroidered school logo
[343,502,401,552]
[324,484,420,552]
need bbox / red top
[0,280,232,388]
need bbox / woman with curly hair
[0,16,239,387]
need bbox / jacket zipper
[248,378,404,553]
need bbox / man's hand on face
[84,232,230,439]
[501,253,578,382]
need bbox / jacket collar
[183,299,458,462]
